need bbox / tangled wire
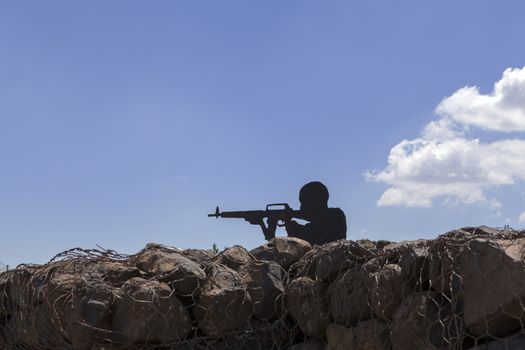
[1,226,525,350]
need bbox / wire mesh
[1,226,525,349]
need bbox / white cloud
[519,211,525,223]
[368,67,525,208]
[436,67,525,132]
[422,117,462,141]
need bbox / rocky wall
[2,226,525,349]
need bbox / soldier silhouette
[285,181,347,245]
[208,181,347,245]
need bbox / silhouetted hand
[285,220,301,235]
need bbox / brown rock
[285,277,331,337]
[376,240,393,249]
[96,260,142,286]
[289,338,325,350]
[54,258,141,286]
[427,239,464,296]
[45,273,114,350]
[8,268,35,309]
[112,277,192,345]
[208,337,274,350]
[4,268,112,350]
[194,264,252,337]
[134,244,206,295]
[214,245,254,270]
[239,260,285,320]
[4,269,55,347]
[182,248,217,268]
[328,264,372,326]
[397,241,430,292]
[250,237,312,269]
[0,329,5,349]
[465,334,525,349]
[370,263,403,320]
[461,226,504,236]
[355,239,377,250]
[8,303,65,348]
[457,238,525,337]
[290,240,376,281]
[392,293,434,350]
[90,342,121,350]
[426,227,505,296]
[1,318,20,348]
[328,260,403,324]
[391,292,459,350]
[0,273,10,318]
[326,320,390,350]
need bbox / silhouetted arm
[285,220,303,237]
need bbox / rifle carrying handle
[266,203,291,211]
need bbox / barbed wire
[2,226,525,349]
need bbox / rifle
[208,203,304,241]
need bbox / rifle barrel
[217,210,266,218]
[208,207,305,220]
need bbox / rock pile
[2,226,525,349]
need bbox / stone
[112,277,192,345]
[328,264,372,326]
[239,260,285,320]
[8,303,65,348]
[465,334,525,349]
[326,320,390,350]
[457,238,525,337]
[8,228,525,349]
[285,277,331,338]
[426,227,491,296]
[90,342,122,350]
[0,328,5,350]
[370,263,403,320]
[194,264,252,337]
[376,240,393,249]
[250,237,312,269]
[397,241,430,292]
[0,273,10,318]
[2,267,112,350]
[462,226,504,236]
[288,338,325,350]
[1,268,66,347]
[355,239,375,251]
[182,248,217,268]
[427,241,464,296]
[96,260,142,286]
[208,338,275,350]
[45,273,114,350]
[290,240,376,281]
[134,244,206,295]
[214,245,254,270]
[328,260,403,324]
[8,268,35,309]
[391,292,459,350]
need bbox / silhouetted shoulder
[328,207,346,217]
[326,207,347,237]
[326,207,346,223]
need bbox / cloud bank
[367,67,525,209]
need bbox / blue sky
[2,1,525,267]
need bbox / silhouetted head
[299,181,329,213]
